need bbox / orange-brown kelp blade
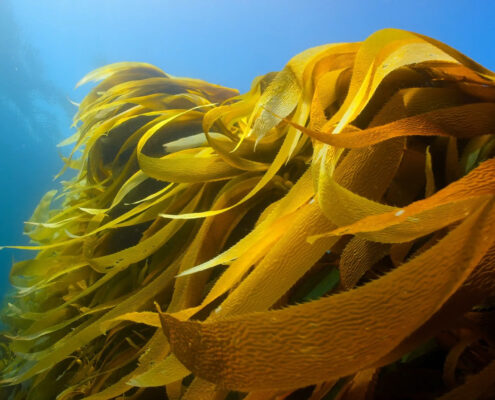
[160,200,495,391]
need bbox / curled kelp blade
[75,62,168,88]
[1,56,312,397]
[1,65,246,392]
[286,102,495,149]
[159,199,495,391]
[310,157,495,243]
[325,28,493,134]
[2,28,495,400]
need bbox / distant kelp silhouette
[1,28,495,400]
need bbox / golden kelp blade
[159,200,495,390]
[1,28,495,400]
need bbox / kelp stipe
[1,28,495,400]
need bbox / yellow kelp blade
[286,102,495,148]
[172,167,313,278]
[160,200,495,391]
[75,62,167,88]
[327,28,467,133]
[339,237,389,289]
[315,157,495,243]
[2,28,495,400]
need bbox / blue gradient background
[1,0,494,296]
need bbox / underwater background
[2,0,495,298]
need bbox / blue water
[1,0,495,297]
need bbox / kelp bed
[1,28,495,400]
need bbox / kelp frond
[2,28,495,400]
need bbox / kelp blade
[1,28,495,400]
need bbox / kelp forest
[1,28,495,400]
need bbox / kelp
[1,28,495,400]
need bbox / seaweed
[1,28,495,399]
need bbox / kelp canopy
[1,28,495,400]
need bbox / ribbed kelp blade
[1,28,495,400]
[159,199,495,390]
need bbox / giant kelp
[1,28,495,399]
